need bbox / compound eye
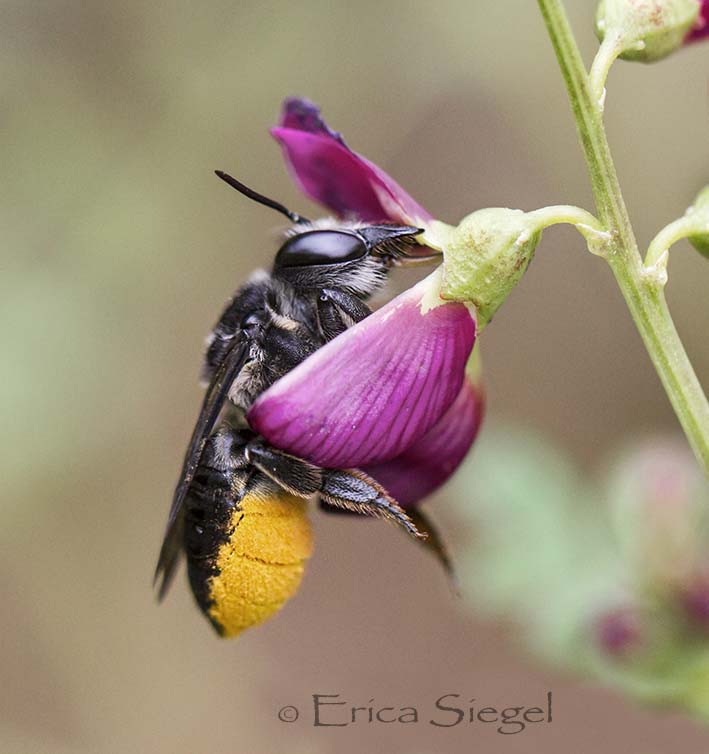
[275,230,367,268]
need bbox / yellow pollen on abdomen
[207,491,313,638]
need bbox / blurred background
[2,0,709,752]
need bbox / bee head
[276,224,430,265]
[272,223,426,295]
[214,169,438,297]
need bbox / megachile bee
[154,171,446,637]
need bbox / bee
[154,171,446,637]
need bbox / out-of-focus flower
[608,438,708,589]
[251,98,485,506]
[596,0,702,61]
[450,430,709,721]
[586,440,709,713]
[681,572,709,630]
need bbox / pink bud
[595,606,643,658]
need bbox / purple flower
[247,98,485,507]
[687,0,709,42]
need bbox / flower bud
[596,0,701,61]
[439,208,543,325]
[687,186,709,259]
[594,605,644,658]
[608,439,709,589]
[680,571,709,631]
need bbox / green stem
[525,204,609,248]
[588,31,623,108]
[537,0,709,475]
[645,215,705,269]
[526,204,602,229]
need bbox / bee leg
[245,439,323,497]
[406,507,458,592]
[200,275,271,384]
[319,498,456,587]
[318,499,360,516]
[317,289,371,341]
[320,469,426,540]
[246,440,424,541]
[320,288,371,323]
[316,293,348,340]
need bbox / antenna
[214,170,309,224]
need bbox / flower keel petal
[247,270,476,469]
[363,378,484,508]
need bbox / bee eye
[275,230,367,268]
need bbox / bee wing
[154,338,249,600]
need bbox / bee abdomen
[184,469,238,628]
[186,479,313,638]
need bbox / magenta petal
[247,272,476,469]
[272,97,432,224]
[687,1,709,42]
[279,96,346,141]
[362,379,484,508]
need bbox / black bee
[154,171,446,636]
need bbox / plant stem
[525,204,609,248]
[588,31,623,108]
[646,215,706,269]
[527,204,602,229]
[537,0,709,474]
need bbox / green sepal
[596,0,700,62]
[437,208,542,327]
